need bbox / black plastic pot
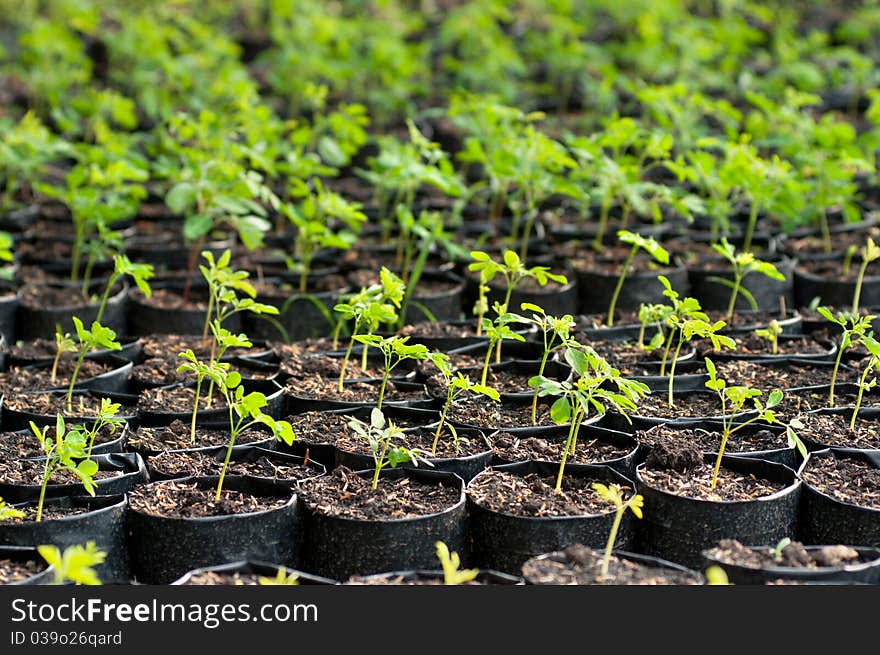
[477,270,579,318]
[126,476,299,584]
[800,407,880,452]
[719,309,803,336]
[798,448,880,547]
[701,544,880,585]
[11,422,130,458]
[397,319,488,352]
[0,292,19,344]
[446,338,546,363]
[794,266,880,310]
[0,389,138,431]
[442,359,570,403]
[521,548,704,585]
[347,568,523,585]
[171,560,337,585]
[126,281,241,337]
[242,278,347,343]
[0,546,52,585]
[687,257,795,313]
[6,336,142,367]
[574,262,689,315]
[635,455,801,568]
[0,452,146,503]
[11,352,133,394]
[466,461,638,575]
[599,390,758,433]
[0,495,130,582]
[402,271,466,324]
[15,281,127,341]
[299,468,467,581]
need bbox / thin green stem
[531,350,551,425]
[667,335,684,408]
[95,272,119,325]
[66,348,87,414]
[189,376,203,445]
[481,341,494,387]
[743,200,759,254]
[338,335,356,393]
[851,365,873,430]
[36,459,53,523]
[659,327,676,378]
[853,257,872,314]
[600,507,625,580]
[432,393,453,457]
[710,394,728,490]
[554,406,580,492]
[829,339,846,407]
[607,245,638,327]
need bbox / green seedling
[96,255,154,325]
[436,541,479,585]
[704,358,786,490]
[606,230,670,327]
[469,250,568,319]
[709,239,786,323]
[50,325,77,387]
[636,303,673,351]
[817,308,875,406]
[30,415,98,522]
[0,497,25,521]
[347,408,432,491]
[850,334,880,430]
[65,318,121,414]
[177,348,231,445]
[352,335,430,410]
[842,244,859,277]
[258,569,300,586]
[480,307,527,385]
[772,537,792,563]
[852,238,880,314]
[427,352,499,456]
[754,319,782,355]
[75,398,125,459]
[591,483,644,581]
[38,542,106,585]
[531,345,649,491]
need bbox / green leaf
[183,213,213,242]
[165,182,197,215]
[550,397,571,424]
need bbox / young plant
[0,497,25,521]
[852,237,880,314]
[50,325,77,387]
[772,537,792,563]
[95,254,154,325]
[427,352,499,456]
[704,358,786,490]
[480,307,527,385]
[606,231,670,327]
[258,569,300,586]
[346,408,432,490]
[37,542,106,585]
[215,369,295,500]
[531,346,649,492]
[636,303,673,351]
[79,398,125,459]
[754,319,783,355]
[591,483,645,581]
[468,250,568,318]
[65,318,121,414]
[509,303,576,424]
[352,335,430,410]
[177,346,232,445]
[817,308,875,406]
[435,541,479,585]
[710,239,786,323]
[850,335,880,430]
[29,415,98,522]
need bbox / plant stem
[189,376,203,445]
[531,350,551,425]
[66,348,87,414]
[852,256,872,314]
[50,350,63,387]
[591,195,611,251]
[377,369,389,410]
[667,335,684,408]
[481,341,494,387]
[202,291,215,342]
[725,274,742,323]
[710,394,728,490]
[338,335,355,393]
[851,365,873,430]
[554,407,580,492]
[36,460,52,523]
[600,507,624,580]
[829,339,846,407]
[743,200,759,253]
[432,394,452,456]
[95,272,119,325]
[659,327,676,377]
[519,207,536,262]
[360,329,372,372]
[216,430,237,501]
[606,244,637,327]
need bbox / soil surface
[141,334,258,359]
[280,353,382,380]
[699,332,833,358]
[137,385,228,414]
[399,321,479,340]
[179,570,302,585]
[445,397,556,429]
[0,425,123,459]
[131,357,194,388]
[345,572,490,585]
[284,377,427,403]
[801,453,880,510]
[128,481,291,518]
[638,461,789,502]
[638,426,787,455]
[0,359,117,392]
[797,412,880,449]
[147,450,317,482]
[337,425,488,459]
[705,539,865,569]
[0,459,122,486]
[126,420,268,453]
[467,469,620,517]
[298,466,461,520]
[630,392,727,419]
[1,392,136,418]
[18,284,91,309]
[491,431,633,464]
[715,361,855,390]
[0,558,44,584]
[1,504,94,523]
[522,544,701,585]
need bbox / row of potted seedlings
[1,245,878,586]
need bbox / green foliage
[0,497,25,521]
[606,230,670,326]
[850,334,880,430]
[436,541,479,585]
[66,318,121,414]
[38,542,106,586]
[709,238,786,322]
[353,335,430,410]
[753,319,782,355]
[817,308,875,406]
[592,482,644,580]
[347,408,432,491]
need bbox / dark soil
[578,340,671,367]
[467,367,547,395]
[268,339,338,360]
[131,357,193,387]
[795,258,880,282]
[337,425,488,459]
[706,311,793,330]
[0,425,123,459]
[0,558,44,584]
[286,411,353,445]
[252,274,347,297]
[467,469,620,517]
[445,397,556,429]
[347,269,460,296]
[699,332,833,358]
[284,377,426,403]
[137,386,228,414]
[280,353,382,380]
[638,426,787,455]
[568,246,679,274]
[1,504,94,523]
[645,439,704,472]
[574,310,642,329]
[126,420,268,452]
[630,392,728,419]
[716,361,855,390]
[18,284,91,309]
[179,570,301,585]
[801,453,880,510]
[131,287,208,311]
[298,466,461,520]
[346,572,488,585]
[522,544,701,585]
[0,459,122,486]
[705,539,865,570]
[491,431,633,464]
[638,462,789,502]
[798,412,880,449]
[147,450,318,482]
[128,481,290,518]
[0,359,116,392]
[0,392,136,419]
[399,321,479,339]
[141,334,257,360]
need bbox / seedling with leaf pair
[710,239,786,323]
[94,255,154,325]
[592,483,644,581]
[352,335,430,410]
[850,334,880,430]
[38,542,106,585]
[817,308,875,406]
[605,230,670,327]
[636,303,674,351]
[704,358,801,490]
[436,541,479,585]
[479,306,527,385]
[426,352,499,456]
[29,416,98,522]
[753,319,783,355]
[50,325,77,388]
[65,318,121,414]
[347,408,432,491]
[531,346,650,492]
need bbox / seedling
[65,318,121,414]
[753,319,782,355]
[531,346,649,491]
[436,541,479,585]
[509,303,575,424]
[591,483,644,581]
[258,569,300,586]
[636,302,673,351]
[850,334,880,430]
[606,231,670,327]
[480,307,527,385]
[709,239,786,323]
[29,415,98,522]
[427,352,499,456]
[851,238,880,314]
[95,255,154,325]
[50,325,77,387]
[704,358,786,490]
[76,398,125,459]
[177,348,231,445]
[215,369,295,500]
[347,408,432,490]
[468,250,568,319]
[38,542,106,585]
[352,335,430,410]
[0,497,25,521]
[772,537,792,563]
[817,308,875,406]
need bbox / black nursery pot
[798,449,880,547]
[574,263,689,315]
[171,560,337,585]
[14,352,134,395]
[466,461,638,575]
[347,568,523,585]
[0,389,138,431]
[0,495,130,583]
[700,545,880,585]
[0,546,52,585]
[284,379,435,414]
[0,452,146,503]
[635,455,801,569]
[126,476,299,584]
[0,291,19,344]
[15,281,127,341]
[402,271,466,324]
[687,257,795,313]
[299,468,467,581]
[241,278,347,343]
[521,548,703,585]
[125,281,241,337]
[793,266,880,310]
